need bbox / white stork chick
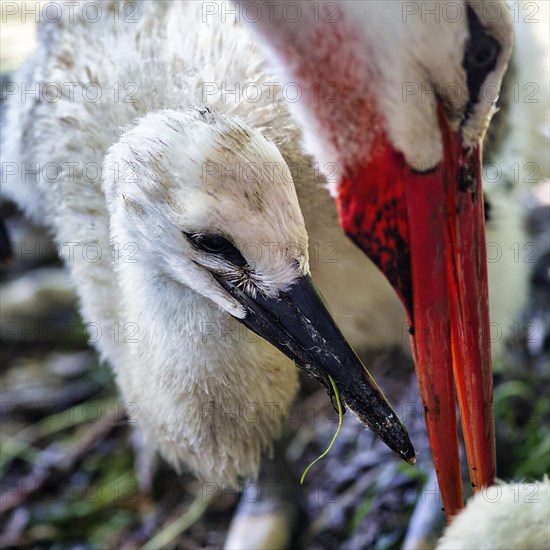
[1,0,414,485]
[437,478,550,549]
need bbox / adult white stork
[233,0,515,519]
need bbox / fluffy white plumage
[437,478,550,549]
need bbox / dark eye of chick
[184,232,247,267]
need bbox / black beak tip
[390,426,415,464]
[377,421,416,465]
[402,444,417,465]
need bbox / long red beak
[337,104,496,521]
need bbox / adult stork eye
[466,36,499,70]
[184,232,247,266]
[462,5,501,123]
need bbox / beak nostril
[458,164,477,194]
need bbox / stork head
[235,0,514,518]
[103,107,414,464]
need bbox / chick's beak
[337,103,495,520]
[218,273,416,465]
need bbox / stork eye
[462,5,501,123]
[466,37,499,70]
[192,234,231,253]
[184,232,247,266]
